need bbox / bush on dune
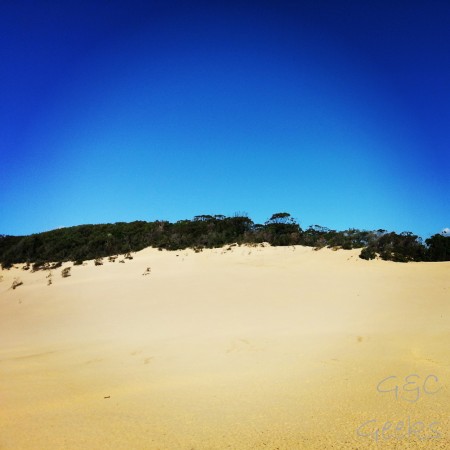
[0,215,448,265]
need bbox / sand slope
[0,245,449,449]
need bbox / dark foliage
[360,247,377,260]
[358,231,428,262]
[0,215,448,266]
[425,234,450,261]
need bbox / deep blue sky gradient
[1,1,449,237]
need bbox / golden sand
[0,245,449,449]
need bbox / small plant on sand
[313,237,327,251]
[360,247,377,260]
[30,262,62,272]
[31,262,42,271]
[94,258,103,266]
[73,260,83,266]
[108,255,117,262]
[31,261,47,271]
[1,260,13,270]
[118,259,125,263]
[61,267,71,278]
[142,267,151,276]
[124,252,133,260]
[47,278,52,286]
[12,278,23,289]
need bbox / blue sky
[1,0,448,238]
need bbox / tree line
[0,213,448,268]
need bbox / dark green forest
[0,213,449,269]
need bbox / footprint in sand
[130,350,153,364]
[226,338,263,353]
[85,358,103,365]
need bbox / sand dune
[1,245,449,449]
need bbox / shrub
[31,261,46,271]
[30,261,62,272]
[425,234,450,261]
[61,267,71,278]
[1,261,13,270]
[360,247,376,260]
[12,278,23,289]
[0,215,446,265]
[314,237,327,250]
